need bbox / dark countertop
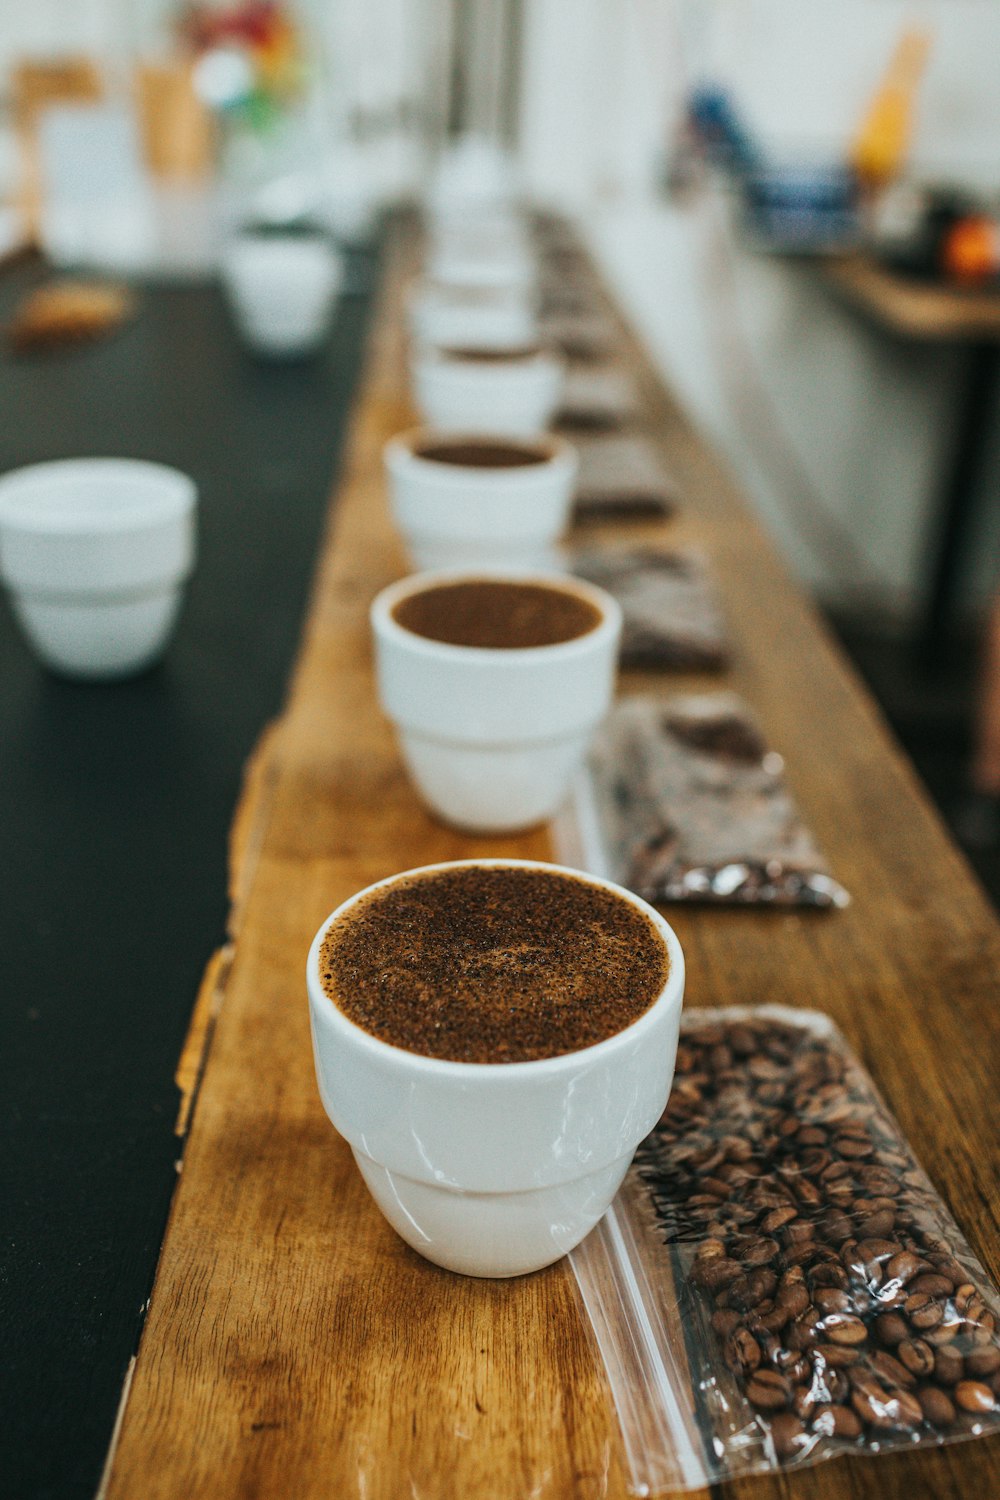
[0,243,377,1500]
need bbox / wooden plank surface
[823,253,1000,340]
[103,220,1000,1500]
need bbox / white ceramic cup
[425,235,536,294]
[410,345,564,436]
[306,858,686,1277]
[0,458,197,680]
[408,279,536,352]
[371,569,621,833]
[384,429,578,572]
[221,232,342,358]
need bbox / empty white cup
[408,279,536,352]
[371,569,621,833]
[0,458,197,679]
[410,345,564,436]
[221,232,342,358]
[384,429,578,572]
[306,858,686,1277]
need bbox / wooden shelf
[823,254,1000,340]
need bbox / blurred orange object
[942,216,1000,286]
[11,59,103,243]
[851,28,931,189]
[136,62,215,181]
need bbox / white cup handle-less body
[306,859,686,1277]
[0,458,197,679]
[371,570,621,833]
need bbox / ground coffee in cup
[318,863,669,1063]
[390,577,603,649]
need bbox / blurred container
[0,459,197,680]
[221,229,342,357]
[410,344,563,435]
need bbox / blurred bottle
[851,28,931,191]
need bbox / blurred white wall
[519,0,1000,618]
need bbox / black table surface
[0,244,377,1500]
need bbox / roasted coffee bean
[917,1386,956,1426]
[692,1256,743,1292]
[814,1341,861,1368]
[905,1293,944,1331]
[926,1313,963,1346]
[955,1381,998,1414]
[732,1235,780,1267]
[746,1370,791,1411]
[869,1351,916,1389]
[814,1289,851,1316]
[711,1308,742,1338]
[966,1346,1000,1379]
[908,1272,954,1298]
[817,1210,852,1245]
[875,1313,909,1347]
[856,1209,896,1239]
[933,1346,964,1386]
[811,1403,863,1439]
[811,1264,850,1291]
[761,1206,798,1234]
[850,1377,922,1430]
[834,1134,874,1160]
[776,1283,810,1319]
[898,1338,935,1378]
[769,1412,808,1458]
[823,1314,867,1347]
[724,1328,761,1376]
[858,1166,901,1197]
[884,1251,923,1287]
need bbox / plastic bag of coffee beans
[571,549,730,672]
[570,1008,1000,1492]
[577,692,849,906]
[572,435,680,520]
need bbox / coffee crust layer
[391,579,601,649]
[320,866,669,1063]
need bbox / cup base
[12,587,182,680]
[353,1147,633,1278]
[398,727,591,834]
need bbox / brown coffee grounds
[391,579,602,649]
[415,439,548,469]
[439,345,542,363]
[320,865,669,1063]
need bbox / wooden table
[823,254,1000,658]
[100,223,1000,1499]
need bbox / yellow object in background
[851,27,931,188]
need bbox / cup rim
[370,566,621,664]
[0,459,197,536]
[307,857,685,1078]
[384,427,575,481]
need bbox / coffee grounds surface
[440,346,542,363]
[416,438,547,468]
[391,579,601,649]
[320,865,669,1063]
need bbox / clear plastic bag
[571,549,729,671]
[557,366,639,431]
[576,692,848,907]
[570,1007,1000,1494]
[573,435,680,520]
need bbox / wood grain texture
[103,221,1000,1500]
[824,254,1000,340]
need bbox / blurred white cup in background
[0,458,197,680]
[221,232,342,358]
[384,429,578,572]
[410,344,564,435]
